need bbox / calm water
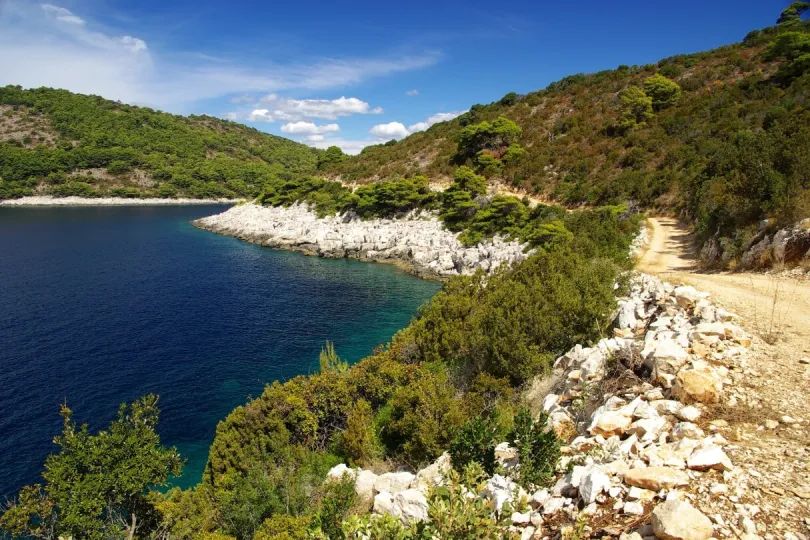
[0,205,440,499]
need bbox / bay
[0,205,440,498]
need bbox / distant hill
[325,19,810,258]
[0,86,321,200]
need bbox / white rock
[542,497,567,515]
[674,286,702,308]
[373,491,395,515]
[623,501,645,515]
[520,525,536,540]
[355,469,378,501]
[374,471,415,494]
[651,499,714,540]
[511,511,531,525]
[392,489,429,523]
[671,422,705,440]
[676,405,702,422]
[415,452,450,490]
[579,467,611,504]
[327,463,356,481]
[687,444,733,471]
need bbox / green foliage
[310,476,357,540]
[777,2,810,25]
[510,408,560,489]
[643,74,682,110]
[351,176,436,218]
[257,176,352,217]
[0,395,184,540]
[474,150,503,177]
[318,145,346,169]
[0,85,320,200]
[448,414,499,474]
[341,399,378,466]
[617,86,654,132]
[457,116,522,160]
[766,31,810,81]
[320,341,349,374]
[254,515,309,540]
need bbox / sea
[0,204,440,499]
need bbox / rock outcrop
[193,202,531,278]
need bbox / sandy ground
[638,217,810,535]
[0,196,240,206]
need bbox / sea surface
[0,205,441,499]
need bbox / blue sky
[0,0,790,153]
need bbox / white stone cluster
[329,273,758,539]
[193,202,531,277]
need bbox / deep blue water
[0,205,440,500]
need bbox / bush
[510,408,560,489]
[643,74,682,110]
[341,399,377,466]
[449,414,499,474]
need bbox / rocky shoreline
[0,196,240,206]
[192,202,532,278]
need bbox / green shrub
[643,74,682,110]
[448,414,499,474]
[510,408,560,489]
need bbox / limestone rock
[579,467,611,504]
[623,467,690,491]
[651,499,714,540]
[391,489,429,523]
[672,365,723,404]
[373,491,395,515]
[589,410,633,437]
[355,470,378,501]
[374,471,416,494]
[686,444,733,471]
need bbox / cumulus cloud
[405,89,419,96]
[0,1,440,111]
[370,121,409,139]
[249,95,382,122]
[280,121,340,135]
[307,138,380,155]
[369,110,466,141]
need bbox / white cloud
[369,110,466,141]
[249,95,382,122]
[370,121,409,140]
[306,134,325,142]
[406,89,419,96]
[0,2,440,111]
[41,4,84,25]
[307,138,378,155]
[280,121,340,135]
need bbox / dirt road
[638,217,810,534]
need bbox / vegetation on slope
[324,14,810,264]
[0,86,321,200]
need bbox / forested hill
[325,17,810,259]
[0,86,321,200]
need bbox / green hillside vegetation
[0,86,322,200]
[324,15,810,264]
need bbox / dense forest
[0,86,322,200]
[323,14,810,262]
[2,5,810,539]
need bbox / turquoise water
[0,205,440,498]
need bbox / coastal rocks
[193,203,531,277]
[651,499,714,540]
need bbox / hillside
[325,20,810,263]
[0,86,321,200]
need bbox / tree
[0,395,184,540]
[457,116,522,159]
[342,399,377,466]
[318,145,346,169]
[617,86,654,132]
[319,341,348,374]
[777,1,810,25]
[643,74,682,110]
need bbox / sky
[0,0,791,154]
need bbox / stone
[800,357,810,365]
[673,365,723,404]
[415,452,450,490]
[392,489,429,523]
[530,488,550,508]
[781,415,800,424]
[648,340,690,384]
[676,405,702,422]
[687,444,733,471]
[355,469,378,501]
[651,499,714,540]
[579,467,611,504]
[373,491,395,515]
[617,300,638,329]
[623,467,690,491]
[626,486,654,501]
[589,410,633,437]
[763,419,779,429]
[674,286,702,308]
[482,474,524,512]
[650,400,684,416]
[542,497,567,515]
[623,501,645,515]
[374,471,416,494]
[629,416,669,442]
[520,526,536,540]
[671,422,705,440]
[495,442,519,470]
[511,511,531,525]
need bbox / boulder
[373,491,395,515]
[651,499,714,540]
[391,489,429,523]
[355,470,378,501]
[674,286,702,308]
[415,452,450,490]
[579,467,611,504]
[327,463,356,481]
[671,422,705,441]
[686,444,733,472]
[623,467,690,491]
[676,405,702,422]
[374,471,416,494]
[673,365,723,404]
[589,410,633,438]
[647,340,690,383]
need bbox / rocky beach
[193,202,532,278]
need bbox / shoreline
[193,202,532,279]
[0,196,242,207]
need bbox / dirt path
[639,217,810,536]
